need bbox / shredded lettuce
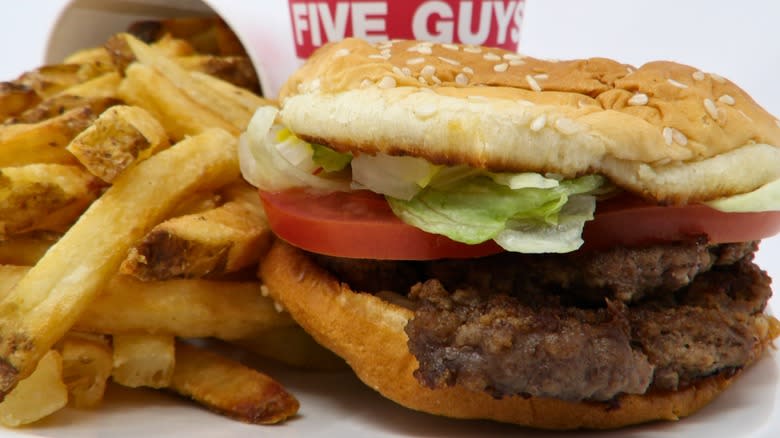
[387,174,604,253]
[311,143,352,172]
[705,179,780,212]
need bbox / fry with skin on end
[175,56,259,93]
[67,105,170,183]
[0,128,239,398]
[4,95,119,125]
[121,182,271,280]
[0,106,103,167]
[112,334,174,389]
[0,164,101,239]
[171,341,299,424]
[58,333,112,408]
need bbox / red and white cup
[47,0,525,98]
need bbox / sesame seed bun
[278,38,780,204]
[259,240,744,430]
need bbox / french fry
[121,182,271,280]
[56,72,122,99]
[106,33,196,75]
[4,95,118,125]
[127,17,244,56]
[63,46,113,66]
[232,325,346,371]
[0,82,40,121]
[16,63,110,99]
[0,128,239,398]
[112,334,174,389]
[124,33,253,132]
[67,105,170,183]
[0,266,294,340]
[0,350,67,427]
[170,341,299,424]
[58,333,113,408]
[175,55,259,92]
[119,63,237,140]
[0,106,101,167]
[0,236,57,265]
[0,164,101,239]
[189,71,271,116]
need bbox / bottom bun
[259,240,738,430]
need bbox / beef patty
[311,241,779,402]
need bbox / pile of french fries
[0,17,339,427]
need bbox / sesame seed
[380,48,392,57]
[509,59,525,66]
[533,74,549,80]
[421,65,436,76]
[274,301,285,313]
[628,93,649,106]
[377,41,393,50]
[662,127,674,146]
[441,43,459,51]
[401,67,412,76]
[692,71,706,81]
[416,46,433,55]
[334,48,350,58]
[526,75,542,92]
[455,73,469,86]
[530,114,547,131]
[462,66,475,75]
[309,78,321,92]
[671,129,688,146]
[494,63,509,73]
[431,75,442,85]
[419,41,434,47]
[710,73,726,83]
[260,285,270,297]
[503,53,524,60]
[667,78,688,89]
[369,54,389,60]
[483,53,501,61]
[438,56,460,66]
[703,98,719,120]
[718,94,735,105]
[392,66,404,76]
[378,76,397,89]
[418,76,428,85]
[555,117,581,135]
[360,79,372,88]
[406,57,425,65]
[463,46,482,54]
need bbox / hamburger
[238,38,780,429]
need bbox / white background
[0,1,779,437]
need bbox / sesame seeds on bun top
[278,38,780,203]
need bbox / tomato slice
[581,194,780,250]
[260,189,780,260]
[259,189,503,260]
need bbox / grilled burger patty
[312,241,775,402]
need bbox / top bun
[278,38,780,204]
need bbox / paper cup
[47,0,525,98]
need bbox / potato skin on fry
[170,341,299,424]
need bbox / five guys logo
[288,0,525,58]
